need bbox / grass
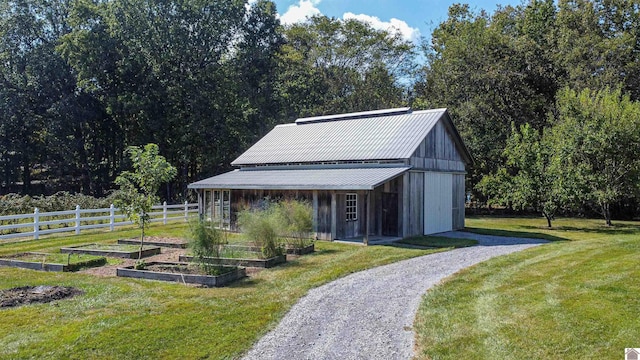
[414,216,640,359]
[0,222,441,359]
[4,252,105,265]
[397,235,477,248]
[65,244,158,252]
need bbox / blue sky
[270,0,525,43]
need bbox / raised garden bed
[60,244,161,259]
[224,242,314,256]
[285,243,315,255]
[117,262,245,287]
[178,254,286,268]
[0,252,106,272]
[117,237,188,249]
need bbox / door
[382,192,398,236]
[424,173,453,234]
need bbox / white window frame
[346,193,357,221]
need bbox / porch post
[312,190,319,239]
[364,191,370,246]
[330,191,337,241]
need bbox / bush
[237,206,283,259]
[189,220,225,275]
[0,191,123,215]
[274,200,313,249]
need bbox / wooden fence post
[33,208,40,240]
[163,201,168,225]
[75,205,81,235]
[184,201,188,222]
[110,204,115,231]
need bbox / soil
[133,236,187,245]
[0,286,83,308]
[143,263,233,276]
[79,247,186,277]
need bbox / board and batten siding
[452,174,465,230]
[409,121,465,173]
[407,171,424,237]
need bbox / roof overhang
[187,167,411,191]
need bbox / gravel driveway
[242,231,547,360]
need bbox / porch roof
[187,167,410,191]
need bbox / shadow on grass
[535,224,640,235]
[463,227,567,242]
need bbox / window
[346,193,357,221]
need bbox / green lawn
[0,222,441,359]
[414,216,640,359]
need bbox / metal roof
[187,167,411,191]
[231,108,449,166]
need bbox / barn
[188,107,473,244]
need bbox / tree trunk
[139,214,145,260]
[602,203,612,226]
[543,211,553,228]
[21,154,31,194]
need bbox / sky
[270,0,525,43]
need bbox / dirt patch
[0,286,83,308]
[79,247,186,277]
[139,236,187,245]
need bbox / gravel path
[242,231,547,360]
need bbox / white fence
[0,202,199,241]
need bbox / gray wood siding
[410,121,466,172]
[407,171,424,237]
[316,191,332,240]
[452,174,465,230]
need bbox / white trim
[346,193,358,221]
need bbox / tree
[414,3,558,202]
[477,123,560,227]
[277,15,415,118]
[114,144,177,258]
[550,87,640,225]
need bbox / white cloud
[277,1,420,44]
[343,12,421,43]
[279,0,322,25]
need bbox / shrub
[237,206,283,259]
[189,220,225,275]
[274,200,313,249]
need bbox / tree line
[1,0,639,222]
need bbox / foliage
[133,260,146,270]
[114,143,176,258]
[273,199,314,249]
[188,219,226,275]
[414,0,640,212]
[477,123,561,227]
[0,191,121,216]
[237,205,283,259]
[278,15,415,118]
[548,87,640,225]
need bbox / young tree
[550,87,640,226]
[477,123,560,227]
[114,144,177,258]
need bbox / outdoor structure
[188,107,473,244]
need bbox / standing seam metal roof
[187,167,411,190]
[231,109,447,166]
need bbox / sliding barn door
[424,172,452,235]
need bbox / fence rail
[0,202,199,241]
